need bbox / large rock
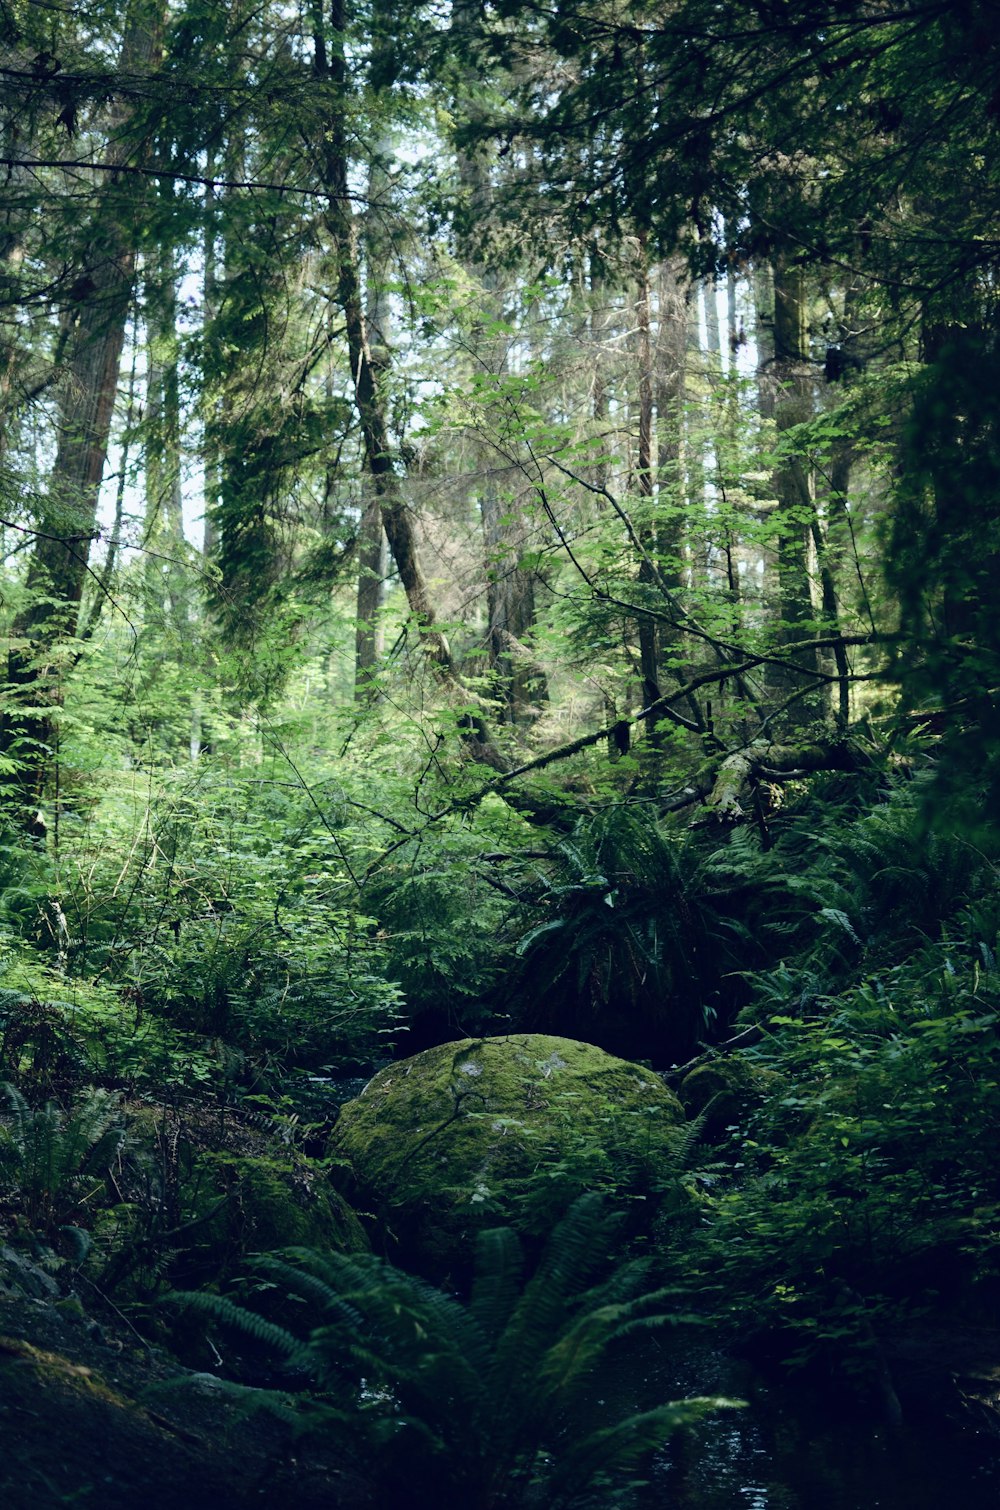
[677,1054,775,1140]
[329,1034,685,1275]
[102,1104,368,1297]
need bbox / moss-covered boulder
[678,1055,775,1139]
[178,1151,369,1282]
[329,1034,684,1275]
[103,1104,368,1297]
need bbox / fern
[549,1398,733,1505]
[175,1289,303,1359]
[468,1225,523,1343]
[512,811,751,1059]
[180,1194,737,1507]
[0,1083,125,1235]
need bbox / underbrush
[669,873,1000,1389]
[0,756,998,1427]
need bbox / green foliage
[510,809,750,1060]
[180,1194,736,1508]
[0,1082,125,1238]
[694,772,996,1020]
[361,821,518,1039]
[0,0,999,1447]
[0,827,58,936]
[0,928,258,1098]
[670,867,1000,1376]
[44,765,403,1077]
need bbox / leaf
[515,919,567,956]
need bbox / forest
[1,0,999,1504]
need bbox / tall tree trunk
[314,0,453,676]
[192,158,227,761]
[703,273,721,361]
[589,241,611,493]
[655,260,704,727]
[4,0,162,815]
[812,442,852,728]
[703,263,743,636]
[453,3,548,725]
[144,254,187,631]
[726,227,740,369]
[201,175,218,562]
[684,286,707,532]
[655,260,689,595]
[812,276,862,729]
[353,139,390,698]
[354,497,388,697]
[634,248,661,720]
[758,256,826,728]
[0,128,31,465]
[312,0,509,771]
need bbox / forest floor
[2,1243,1000,1507]
[0,1291,372,1509]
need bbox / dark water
[319,1074,372,1104]
[653,1399,1000,1509]
[639,1346,1000,1510]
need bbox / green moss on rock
[188,1152,368,1270]
[110,1105,368,1295]
[329,1034,684,1275]
[678,1055,774,1138]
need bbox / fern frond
[253,1251,368,1331]
[58,1225,92,1265]
[469,1225,524,1343]
[177,1194,739,1504]
[0,1082,32,1146]
[263,1247,490,1404]
[494,1194,621,1383]
[170,1289,300,1358]
[550,1397,743,1502]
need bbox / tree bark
[315,0,453,677]
[354,498,388,697]
[589,241,611,493]
[453,3,548,725]
[4,0,162,813]
[144,253,187,632]
[654,261,690,603]
[758,255,826,728]
[353,145,391,699]
[634,247,661,718]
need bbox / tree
[312,0,454,679]
[2,0,165,816]
[2,0,995,848]
[420,0,1000,826]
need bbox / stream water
[642,1347,1000,1509]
